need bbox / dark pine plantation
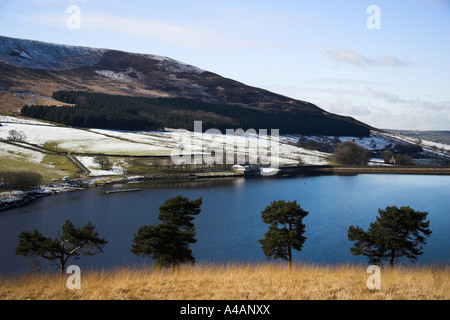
[21,91,370,136]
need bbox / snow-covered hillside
[282,130,450,163]
[0,116,330,175]
[1,116,449,179]
[0,35,105,71]
[0,35,204,75]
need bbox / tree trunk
[172,236,177,267]
[389,250,395,269]
[288,246,292,269]
[60,256,66,275]
[288,221,293,268]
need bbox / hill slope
[0,35,372,136]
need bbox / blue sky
[0,0,449,130]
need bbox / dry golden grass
[0,263,448,300]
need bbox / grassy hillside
[1,263,448,300]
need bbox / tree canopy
[334,141,371,165]
[347,206,432,267]
[20,90,370,137]
[16,220,107,274]
[259,200,309,267]
[131,195,202,267]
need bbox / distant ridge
[0,35,373,136]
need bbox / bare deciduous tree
[334,141,370,165]
[94,155,111,170]
[7,130,26,142]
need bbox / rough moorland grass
[0,263,448,300]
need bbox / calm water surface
[0,174,448,275]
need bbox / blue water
[0,174,448,275]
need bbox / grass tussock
[0,263,448,300]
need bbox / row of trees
[16,195,432,273]
[0,171,42,189]
[333,141,422,166]
[260,200,431,268]
[20,90,370,136]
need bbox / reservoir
[0,174,448,275]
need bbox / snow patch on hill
[0,35,105,71]
[0,35,205,75]
[0,115,56,126]
[0,141,45,164]
[76,156,126,176]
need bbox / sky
[0,0,449,130]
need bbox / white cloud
[18,11,273,51]
[365,87,407,104]
[407,99,450,111]
[318,47,412,68]
[320,100,372,116]
[261,80,449,130]
[365,86,450,112]
[363,108,450,130]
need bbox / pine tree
[131,195,202,267]
[347,206,432,268]
[16,220,107,274]
[258,200,308,267]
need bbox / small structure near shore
[105,188,141,194]
[260,167,280,176]
[231,164,259,175]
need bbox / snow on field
[76,156,126,176]
[376,131,450,158]
[0,118,331,165]
[0,122,92,146]
[90,128,327,164]
[338,133,394,150]
[375,131,415,143]
[168,129,330,165]
[0,122,173,156]
[0,141,45,164]
[286,130,450,157]
[376,131,449,151]
[90,128,174,147]
[290,131,396,151]
[0,115,55,126]
[421,140,450,151]
[3,116,448,166]
[59,137,172,156]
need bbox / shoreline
[1,165,449,212]
[280,165,450,176]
